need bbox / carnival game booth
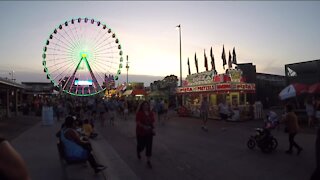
[176,69,255,121]
[117,82,146,100]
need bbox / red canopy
[308,83,320,94]
[132,89,146,96]
[293,83,309,94]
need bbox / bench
[56,139,87,165]
[56,132,107,180]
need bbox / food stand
[176,69,255,121]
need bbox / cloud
[258,65,284,76]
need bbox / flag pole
[177,24,182,87]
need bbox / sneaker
[94,166,106,173]
[285,150,293,154]
[297,148,303,155]
[147,161,152,169]
[96,164,106,168]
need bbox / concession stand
[176,69,255,121]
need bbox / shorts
[220,113,228,120]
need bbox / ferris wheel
[42,17,123,96]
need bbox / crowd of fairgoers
[19,95,169,124]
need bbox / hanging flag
[187,58,191,75]
[210,47,216,71]
[204,49,208,71]
[221,45,226,69]
[232,47,237,64]
[195,53,199,73]
[228,51,232,69]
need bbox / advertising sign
[185,70,215,86]
[177,83,255,93]
[228,69,242,82]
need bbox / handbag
[284,127,289,133]
[146,126,155,136]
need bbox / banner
[185,70,215,86]
[228,69,242,82]
[176,83,255,93]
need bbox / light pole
[8,70,15,82]
[177,24,182,87]
[176,24,183,107]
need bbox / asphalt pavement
[96,110,317,180]
[3,111,318,180]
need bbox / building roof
[21,82,52,85]
[285,59,320,74]
[0,77,25,89]
[256,72,285,77]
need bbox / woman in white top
[305,99,315,127]
[218,101,230,121]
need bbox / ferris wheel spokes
[62,55,102,95]
[43,17,123,96]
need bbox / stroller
[247,111,279,153]
[264,111,280,130]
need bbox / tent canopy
[279,83,308,100]
[122,89,146,96]
[122,90,133,96]
[308,83,320,94]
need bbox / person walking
[108,100,116,126]
[282,104,303,155]
[306,98,315,128]
[310,127,320,180]
[200,97,209,131]
[315,97,320,127]
[218,99,229,121]
[123,100,129,120]
[155,100,163,125]
[97,101,106,127]
[162,99,169,122]
[136,101,155,168]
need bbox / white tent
[122,90,133,96]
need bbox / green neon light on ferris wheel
[42,17,125,97]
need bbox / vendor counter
[184,104,253,121]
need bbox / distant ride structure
[42,17,123,96]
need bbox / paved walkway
[7,115,139,180]
[96,111,318,180]
[3,111,319,180]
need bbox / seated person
[82,119,98,139]
[59,116,106,173]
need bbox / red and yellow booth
[176,69,255,121]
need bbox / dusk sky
[0,1,320,85]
